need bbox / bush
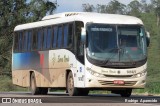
[0,75,27,91]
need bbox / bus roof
[14,12,143,31]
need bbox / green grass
[0,75,27,92]
[139,28,160,95]
[89,90,110,94]
[133,82,160,95]
[146,82,160,94]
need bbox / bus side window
[47,27,52,49]
[32,29,38,50]
[28,30,32,51]
[51,26,54,48]
[57,26,62,48]
[14,32,19,52]
[43,28,47,49]
[37,28,42,50]
[63,23,73,48]
[53,26,58,48]
[24,31,28,51]
[63,24,69,48]
[68,23,73,47]
[22,31,25,51]
[19,32,23,52]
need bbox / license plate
[114,80,125,85]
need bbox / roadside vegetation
[0,75,27,92]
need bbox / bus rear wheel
[67,72,79,96]
[30,73,40,95]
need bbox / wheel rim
[68,75,74,94]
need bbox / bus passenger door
[74,21,85,87]
[76,40,85,87]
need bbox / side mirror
[81,28,86,44]
[146,31,150,47]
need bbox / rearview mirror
[146,31,150,47]
[81,28,86,44]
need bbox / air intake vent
[65,13,79,17]
[98,80,137,86]
[42,12,81,21]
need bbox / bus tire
[30,73,40,95]
[120,89,132,97]
[67,72,79,96]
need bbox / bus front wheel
[67,72,79,96]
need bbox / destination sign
[91,28,113,32]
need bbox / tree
[82,3,95,12]
[82,0,126,14]
[141,0,154,13]
[105,0,126,14]
[27,0,57,21]
[127,0,142,17]
[151,0,160,26]
[0,0,57,75]
[96,4,107,13]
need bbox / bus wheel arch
[30,71,48,95]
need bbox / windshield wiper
[102,48,119,65]
[120,47,136,66]
[103,47,136,66]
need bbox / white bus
[12,12,150,97]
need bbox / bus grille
[98,80,137,86]
[104,75,133,78]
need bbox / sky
[49,0,135,13]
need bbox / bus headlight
[133,70,147,78]
[86,67,105,78]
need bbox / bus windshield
[87,23,147,65]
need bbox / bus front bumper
[84,73,146,89]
